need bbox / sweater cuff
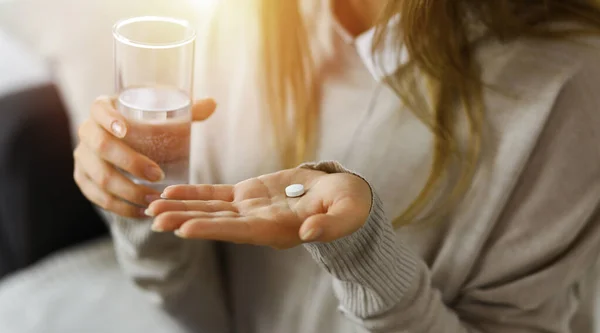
[300,161,419,318]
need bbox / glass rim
[113,16,196,49]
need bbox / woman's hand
[73,96,216,217]
[146,168,372,248]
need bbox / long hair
[256,0,600,226]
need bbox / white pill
[285,184,305,198]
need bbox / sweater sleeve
[106,215,231,333]
[103,6,232,332]
[301,58,600,332]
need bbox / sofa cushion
[0,238,191,333]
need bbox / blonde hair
[257,0,600,226]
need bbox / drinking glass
[113,16,196,191]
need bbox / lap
[0,238,189,333]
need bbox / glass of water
[113,16,196,191]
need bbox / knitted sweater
[106,12,600,333]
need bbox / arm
[302,61,600,332]
[72,94,229,332]
[107,214,230,332]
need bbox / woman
[74,0,600,332]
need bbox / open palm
[147,168,372,248]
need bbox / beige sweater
[107,10,600,333]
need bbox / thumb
[299,198,368,243]
[192,98,217,121]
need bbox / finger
[74,164,145,218]
[146,199,238,216]
[74,144,160,206]
[175,216,299,247]
[151,211,239,232]
[90,96,128,138]
[299,197,366,243]
[162,184,234,201]
[78,120,164,182]
[191,98,217,122]
[175,216,255,242]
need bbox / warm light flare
[188,0,219,10]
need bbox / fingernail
[161,186,174,198]
[110,120,126,138]
[138,208,147,217]
[151,223,164,232]
[174,230,187,238]
[145,194,161,204]
[144,208,154,217]
[145,166,165,182]
[301,228,322,242]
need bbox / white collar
[332,15,408,81]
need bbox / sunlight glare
[188,0,219,10]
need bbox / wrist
[304,193,419,317]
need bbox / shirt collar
[332,15,408,82]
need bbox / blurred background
[0,0,213,136]
[0,1,598,332]
[0,1,215,332]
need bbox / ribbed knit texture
[301,161,419,317]
[304,193,418,317]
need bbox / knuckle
[99,195,114,210]
[94,131,112,153]
[118,154,138,173]
[77,121,90,140]
[161,211,179,221]
[73,165,85,184]
[95,170,112,190]
[73,144,83,160]
[152,201,168,212]
[94,95,113,107]
[73,168,82,184]
[92,96,118,118]
[78,188,93,203]
[73,173,82,187]
[204,201,220,212]
[130,186,149,203]
[97,95,113,102]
